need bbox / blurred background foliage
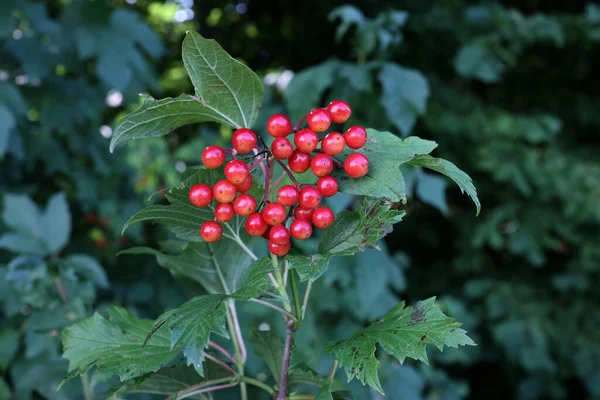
[0,0,599,399]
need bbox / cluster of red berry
[188,100,369,256]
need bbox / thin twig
[273,171,287,188]
[165,377,235,400]
[249,298,298,321]
[289,270,302,321]
[168,382,238,400]
[301,280,313,320]
[264,156,272,203]
[293,113,309,132]
[209,340,235,363]
[205,353,237,375]
[328,360,339,381]
[276,319,296,400]
[274,159,302,188]
[228,301,247,364]
[252,148,267,177]
[282,260,290,289]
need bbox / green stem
[237,376,276,394]
[249,298,298,321]
[81,372,92,400]
[328,360,339,381]
[289,270,302,321]
[166,377,236,400]
[225,302,248,400]
[301,280,313,320]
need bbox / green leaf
[326,297,476,394]
[39,192,71,253]
[288,363,346,392]
[0,232,47,255]
[0,328,19,370]
[61,254,109,288]
[152,295,229,376]
[286,254,333,282]
[62,307,180,383]
[408,155,481,216]
[251,331,284,383]
[315,381,334,400]
[284,60,339,120]
[454,42,505,83]
[110,94,223,152]
[416,172,449,214]
[0,105,15,158]
[182,31,264,129]
[0,377,10,400]
[232,256,283,301]
[331,129,437,202]
[2,193,40,235]
[378,63,430,136]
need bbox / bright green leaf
[286,254,333,282]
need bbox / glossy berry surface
[215,203,235,222]
[293,206,314,221]
[224,160,250,184]
[290,219,313,240]
[245,213,268,236]
[312,207,335,229]
[344,153,369,178]
[299,186,322,209]
[269,225,291,245]
[233,194,257,216]
[307,108,331,132]
[327,100,352,123]
[294,129,319,153]
[344,126,368,149]
[262,203,287,226]
[267,114,292,137]
[200,221,222,242]
[272,137,294,159]
[310,154,334,177]
[232,128,257,153]
[317,176,339,197]
[321,132,345,156]
[188,184,213,208]
[288,150,311,173]
[202,146,226,169]
[234,174,253,193]
[277,185,299,206]
[268,240,291,256]
[213,180,237,203]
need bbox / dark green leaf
[284,60,339,120]
[289,363,346,392]
[251,331,284,383]
[454,42,504,83]
[39,192,71,253]
[286,254,333,282]
[0,328,19,370]
[0,232,47,255]
[61,254,109,288]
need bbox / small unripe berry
[327,100,352,123]
[271,137,294,159]
[232,128,257,153]
[202,146,226,169]
[277,185,299,206]
[294,128,319,153]
[312,207,335,229]
[234,174,253,193]
[269,225,291,245]
[233,194,257,216]
[215,203,235,222]
[307,108,331,132]
[262,203,287,226]
[213,180,237,203]
[317,176,339,197]
[344,153,369,178]
[344,126,367,149]
[245,213,268,236]
[290,219,313,240]
[299,186,321,209]
[267,114,292,137]
[310,154,334,177]
[224,160,250,184]
[293,206,314,221]
[268,240,291,256]
[321,132,345,156]
[288,150,311,173]
[200,221,222,242]
[188,184,213,208]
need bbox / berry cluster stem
[274,158,302,188]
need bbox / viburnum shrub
[61,32,481,400]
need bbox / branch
[205,353,237,375]
[249,298,298,321]
[165,377,236,400]
[209,340,235,363]
[274,159,302,188]
[276,319,296,400]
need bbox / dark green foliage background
[1,0,599,399]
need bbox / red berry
[312,207,335,229]
[277,185,299,206]
[268,240,291,256]
[202,146,226,169]
[224,160,250,184]
[344,153,369,178]
[327,100,352,123]
[188,184,213,207]
[310,154,334,177]
[262,203,287,226]
[267,114,292,137]
[299,186,321,209]
[307,108,331,133]
[245,213,268,236]
[293,206,314,221]
[213,180,237,203]
[288,150,311,173]
[294,128,319,153]
[234,174,253,193]
[344,126,367,149]
[215,203,235,222]
[269,225,291,245]
[233,194,257,216]
[200,221,222,242]
[271,137,294,159]
[317,176,339,197]
[321,132,345,156]
[290,219,313,240]
[232,128,257,153]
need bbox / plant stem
[252,148,268,177]
[225,302,248,400]
[249,298,298,321]
[209,340,235,363]
[289,270,302,321]
[287,395,316,400]
[276,319,296,400]
[282,259,289,289]
[205,353,237,375]
[264,156,272,203]
[328,360,339,381]
[301,280,313,320]
[293,114,308,131]
[81,372,92,400]
[274,159,302,188]
[166,377,237,400]
[237,376,276,395]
